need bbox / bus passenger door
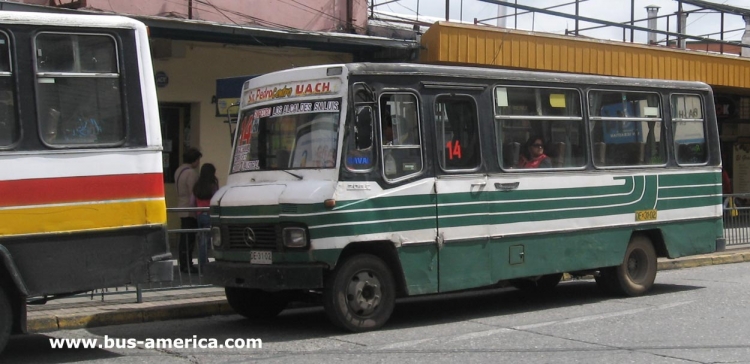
[432,93,492,292]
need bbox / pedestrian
[174,147,202,274]
[192,163,219,268]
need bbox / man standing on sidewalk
[174,147,202,273]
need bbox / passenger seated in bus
[517,135,552,168]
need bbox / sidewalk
[25,245,750,334]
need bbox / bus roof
[0,11,145,30]
[342,62,712,91]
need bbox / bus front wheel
[0,286,11,354]
[225,287,289,320]
[599,235,657,296]
[323,254,395,332]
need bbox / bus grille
[225,224,279,251]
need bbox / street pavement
[24,244,750,334]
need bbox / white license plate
[250,251,272,265]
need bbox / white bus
[205,63,724,332]
[0,12,171,352]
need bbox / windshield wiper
[281,170,303,180]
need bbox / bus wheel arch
[332,241,408,298]
[634,228,668,258]
[0,248,28,353]
[0,247,28,337]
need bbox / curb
[26,250,750,334]
[27,299,233,334]
[656,251,750,271]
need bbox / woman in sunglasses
[517,135,552,169]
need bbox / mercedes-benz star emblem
[243,227,256,246]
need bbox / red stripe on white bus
[0,173,164,208]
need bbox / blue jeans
[197,213,210,266]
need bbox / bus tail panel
[1,226,171,297]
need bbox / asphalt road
[3,262,750,364]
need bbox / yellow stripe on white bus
[0,199,167,236]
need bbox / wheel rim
[345,270,382,317]
[626,248,649,283]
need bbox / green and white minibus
[204,63,724,332]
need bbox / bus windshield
[232,98,341,173]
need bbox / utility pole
[188,0,193,19]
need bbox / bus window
[344,105,374,171]
[35,33,123,146]
[231,98,341,172]
[672,94,707,165]
[589,90,665,167]
[0,31,17,147]
[494,86,584,169]
[436,95,480,170]
[380,93,422,180]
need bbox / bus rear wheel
[225,287,289,320]
[323,254,395,332]
[0,286,11,354]
[599,235,657,296]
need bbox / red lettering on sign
[446,140,462,160]
[238,116,254,144]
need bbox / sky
[373,0,749,44]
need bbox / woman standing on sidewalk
[192,163,219,268]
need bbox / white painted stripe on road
[373,301,694,350]
[514,301,693,330]
[446,328,513,343]
[379,338,434,350]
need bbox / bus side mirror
[355,106,373,149]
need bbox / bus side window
[344,105,374,171]
[495,86,584,170]
[672,94,707,165]
[0,31,18,148]
[35,33,124,146]
[380,93,423,180]
[435,95,480,170]
[589,90,665,167]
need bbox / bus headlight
[283,227,307,248]
[211,226,222,247]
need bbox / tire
[224,287,289,320]
[0,286,12,354]
[323,254,396,332]
[511,273,563,292]
[601,235,657,297]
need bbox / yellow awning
[420,21,750,90]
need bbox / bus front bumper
[202,261,325,290]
